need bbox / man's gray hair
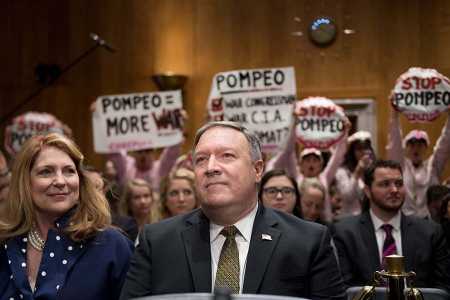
[192,121,262,162]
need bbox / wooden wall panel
[1,0,449,180]
[152,0,196,148]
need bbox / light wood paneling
[1,0,449,180]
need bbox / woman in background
[334,131,375,218]
[300,178,327,224]
[259,169,302,218]
[120,179,159,234]
[84,166,138,242]
[0,133,133,300]
[159,168,198,219]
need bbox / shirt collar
[210,201,258,243]
[369,209,401,231]
[54,206,78,229]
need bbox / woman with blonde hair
[159,168,198,219]
[299,177,327,224]
[0,133,133,300]
[120,178,159,232]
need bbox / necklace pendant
[28,228,45,252]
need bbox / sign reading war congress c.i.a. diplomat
[207,67,296,153]
[92,90,184,153]
[4,112,67,156]
[391,67,450,123]
[294,97,347,149]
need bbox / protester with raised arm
[265,120,350,221]
[387,109,450,217]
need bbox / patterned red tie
[381,224,397,268]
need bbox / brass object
[352,286,375,300]
[352,255,423,300]
[405,288,424,300]
[385,255,405,275]
[152,73,188,91]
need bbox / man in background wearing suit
[332,159,450,292]
[120,121,345,299]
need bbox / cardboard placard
[390,67,450,122]
[294,97,346,149]
[92,90,184,153]
[4,112,66,156]
[207,67,296,153]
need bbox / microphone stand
[1,35,112,125]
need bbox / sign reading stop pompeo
[4,112,68,156]
[391,67,450,122]
[294,97,347,149]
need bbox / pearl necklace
[28,227,45,251]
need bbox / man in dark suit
[120,121,345,299]
[332,159,450,292]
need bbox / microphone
[89,33,116,53]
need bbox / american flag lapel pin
[261,234,272,241]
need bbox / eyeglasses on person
[263,187,295,198]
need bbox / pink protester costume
[386,112,450,218]
[108,143,182,193]
[334,166,365,217]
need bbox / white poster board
[294,97,347,149]
[207,67,296,153]
[390,67,450,122]
[92,90,184,153]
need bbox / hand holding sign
[294,97,348,149]
[390,67,450,122]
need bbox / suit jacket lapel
[181,211,212,292]
[400,214,415,272]
[359,212,381,271]
[243,205,281,293]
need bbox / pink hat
[299,148,323,162]
[403,130,430,147]
[348,131,372,144]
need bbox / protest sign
[294,97,347,149]
[207,67,296,153]
[92,90,184,153]
[390,67,450,122]
[4,112,67,156]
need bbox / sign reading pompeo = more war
[92,90,184,153]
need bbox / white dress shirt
[210,201,258,293]
[369,209,403,263]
